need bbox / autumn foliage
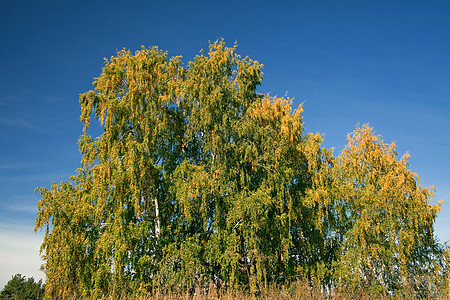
[35,41,449,299]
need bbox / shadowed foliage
[0,274,44,300]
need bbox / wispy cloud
[0,116,35,130]
[0,114,54,134]
[44,95,64,105]
[0,171,73,183]
[0,200,38,215]
[0,193,41,227]
[0,221,45,289]
[0,163,39,171]
[0,92,70,133]
[0,92,29,108]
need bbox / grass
[46,279,450,299]
[89,280,444,300]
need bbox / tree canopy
[0,274,44,300]
[35,40,449,298]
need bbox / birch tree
[35,42,448,298]
[331,125,448,297]
[36,46,184,298]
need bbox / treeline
[35,41,449,299]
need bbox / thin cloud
[0,116,34,130]
[44,95,64,105]
[0,93,29,108]
[0,171,73,183]
[0,92,69,133]
[1,201,38,215]
[0,222,45,289]
[0,163,39,171]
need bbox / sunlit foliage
[308,125,449,297]
[35,41,448,299]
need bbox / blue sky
[0,0,449,288]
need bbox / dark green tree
[0,274,44,300]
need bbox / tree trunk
[153,196,160,239]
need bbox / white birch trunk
[153,196,160,239]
